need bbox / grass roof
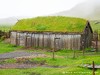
[12,16,87,32]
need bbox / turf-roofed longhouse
[10,16,93,50]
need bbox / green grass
[0,41,100,75]
[0,41,21,54]
[0,67,94,75]
[0,49,100,75]
[12,16,87,32]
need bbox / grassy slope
[12,16,87,32]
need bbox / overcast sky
[0,0,87,19]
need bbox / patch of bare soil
[0,64,43,69]
[0,64,66,69]
[0,56,65,69]
[0,50,64,69]
[0,58,46,69]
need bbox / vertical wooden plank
[47,33,49,48]
[35,33,37,48]
[30,33,32,47]
[51,34,55,49]
[48,33,51,48]
[75,35,77,50]
[42,33,44,49]
[39,33,42,48]
[28,33,32,47]
[64,34,66,49]
[19,33,22,46]
[15,32,18,45]
[26,33,28,47]
[35,33,39,48]
[26,33,29,47]
[25,33,28,47]
[19,32,25,46]
[76,35,78,50]
[31,33,33,46]
[23,33,25,46]
[77,35,80,50]
[65,35,68,49]
[69,35,71,50]
[58,34,61,49]
[60,34,63,49]
[67,35,69,50]
[74,35,76,50]
[62,34,65,49]
[44,33,48,48]
[37,34,40,47]
[72,35,74,50]
[34,33,36,47]
[32,33,35,47]
[10,32,17,45]
[18,32,20,46]
[49,33,52,49]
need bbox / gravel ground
[0,51,43,59]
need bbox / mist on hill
[53,0,100,20]
[0,17,18,25]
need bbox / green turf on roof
[12,16,87,32]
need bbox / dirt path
[0,51,65,69]
[0,51,44,59]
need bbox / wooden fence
[10,31,81,50]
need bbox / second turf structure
[10,16,93,50]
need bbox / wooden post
[52,37,55,60]
[92,61,95,75]
[73,35,76,58]
[82,34,85,56]
[53,48,55,60]
[82,41,85,56]
[73,49,75,58]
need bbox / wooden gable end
[84,21,93,34]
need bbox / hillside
[12,16,87,32]
[53,0,100,20]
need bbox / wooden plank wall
[10,32,81,50]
